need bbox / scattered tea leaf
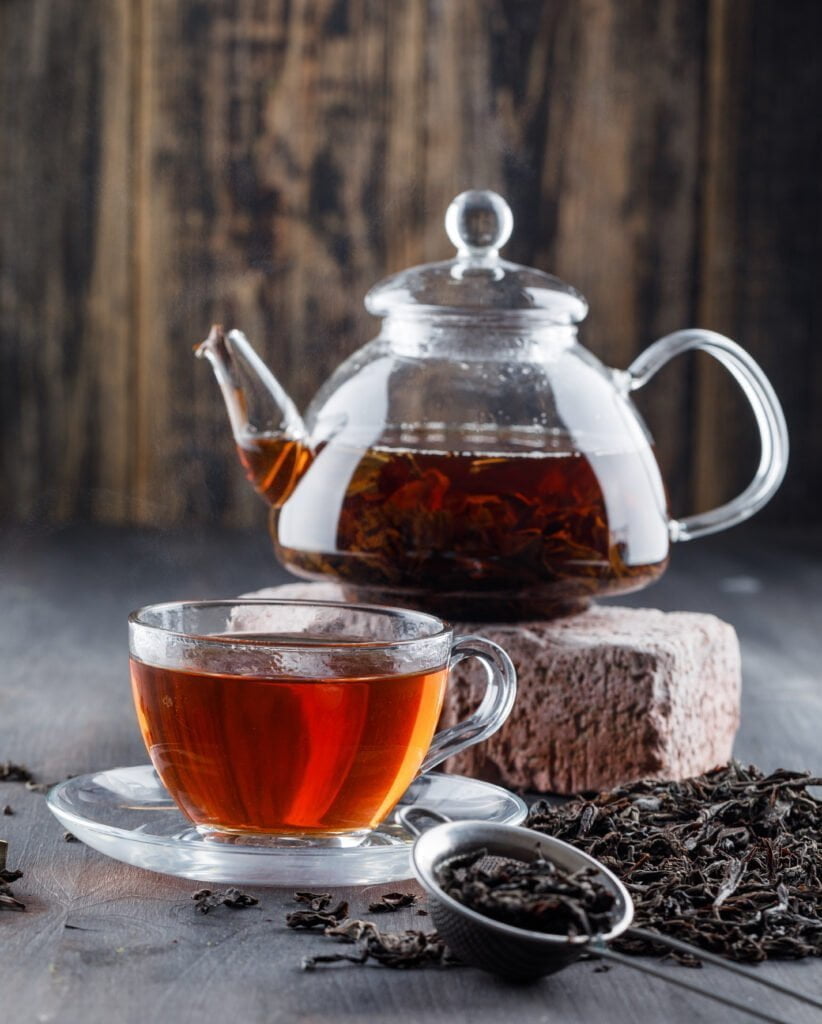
[302,919,454,970]
[0,840,25,912]
[0,884,25,912]
[286,899,348,930]
[527,762,822,962]
[0,763,67,794]
[289,888,453,970]
[2,806,13,816]
[63,832,79,843]
[222,888,259,909]
[293,891,332,912]
[24,781,52,794]
[192,887,259,914]
[368,891,418,913]
[0,763,34,783]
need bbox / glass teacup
[128,600,516,846]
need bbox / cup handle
[626,329,789,542]
[419,635,517,774]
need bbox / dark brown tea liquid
[239,428,670,619]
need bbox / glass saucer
[47,765,527,886]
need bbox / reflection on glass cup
[128,600,516,846]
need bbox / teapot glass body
[200,191,788,621]
[264,316,670,620]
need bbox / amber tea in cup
[130,660,446,836]
[128,600,516,845]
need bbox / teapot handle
[626,329,788,542]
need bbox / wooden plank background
[1,0,820,529]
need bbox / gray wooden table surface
[1,523,821,1024]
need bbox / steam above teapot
[197,190,788,620]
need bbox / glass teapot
[198,190,788,620]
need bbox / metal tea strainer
[399,810,822,1024]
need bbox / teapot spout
[196,325,310,507]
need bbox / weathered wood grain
[0,525,820,1023]
[534,0,706,518]
[0,1,818,528]
[0,0,137,523]
[0,0,696,527]
[696,0,822,523]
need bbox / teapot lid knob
[365,188,588,321]
[445,190,513,258]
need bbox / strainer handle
[419,635,517,774]
[627,927,822,1012]
[591,944,790,1024]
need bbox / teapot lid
[365,190,588,323]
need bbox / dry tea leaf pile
[528,762,822,962]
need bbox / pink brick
[243,585,741,795]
